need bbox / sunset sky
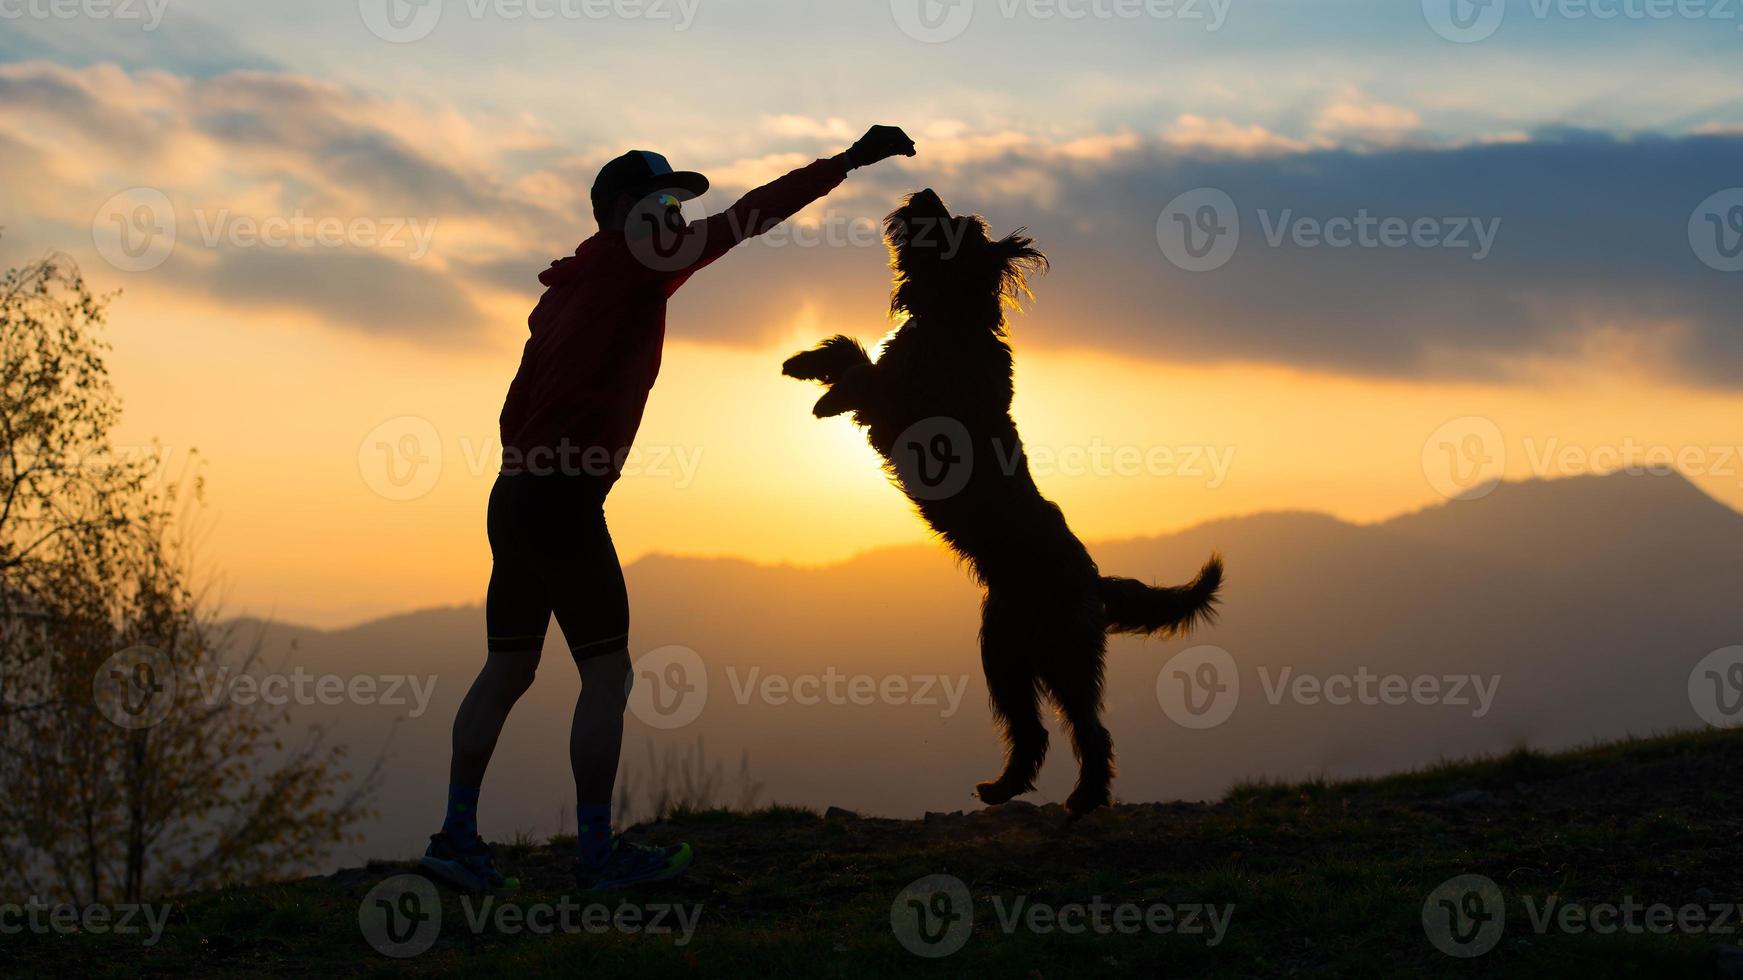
[3,1,1741,626]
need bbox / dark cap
[590,150,710,207]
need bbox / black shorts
[485,473,629,660]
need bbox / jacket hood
[539,234,615,287]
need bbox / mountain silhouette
[245,471,1743,868]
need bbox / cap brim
[634,171,709,202]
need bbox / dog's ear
[990,229,1048,306]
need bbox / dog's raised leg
[781,335,870,385]
[810,366,876,419]
[783,335,878,420]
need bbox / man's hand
[846,125,917,169]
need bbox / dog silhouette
[784,189,1223,815]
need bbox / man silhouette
[421,125,917,892]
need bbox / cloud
[1163,115,1314,156]
[0,61,565,338]
[192,246,486,338]
[4,62,1740,388]
[0,11,272,77]
[1313,90,1423,144]
[980,129,1743,387]
[673,129,1743,391]
[760,115,856,142]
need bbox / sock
[442,784,480,841]
[577,803,613,868]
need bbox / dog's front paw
[812,387,854,419]
[782,347,832,381]
[783,335,868,384]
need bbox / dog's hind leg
[975,597,1047,806]
[1042,634,1115,816]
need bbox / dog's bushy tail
[1099,554,1223,637]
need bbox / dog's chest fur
[868,316,1017,453]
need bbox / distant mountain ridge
[239,471,1743,867]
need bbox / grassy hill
[9,727,1743,978]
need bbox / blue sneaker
[420,832,517,894]
[574,837,692,891]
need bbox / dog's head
[885,188,1046,326]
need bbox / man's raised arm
[673,125,916,278]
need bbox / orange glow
[102,294,1743,628]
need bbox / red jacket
[499,154,851,486]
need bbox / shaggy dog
[782,189,1223,815]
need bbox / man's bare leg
[573,649,630,868]
[569,648,693,888]
[422,649,539,893]
[450,650,541,789]
[573,649,630,804]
